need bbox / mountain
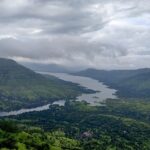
[21,62,85,73]
[0,58,88,111]
[74,68,150,98]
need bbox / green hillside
[0,58,90,111]
[74,68,150,98]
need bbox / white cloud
[0,0,150,69]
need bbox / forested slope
[0,58,90,111]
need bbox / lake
[0,73,117,117]
[48,73,117,105]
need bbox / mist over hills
[21,62,84,73]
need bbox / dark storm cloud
[0,0,150,69]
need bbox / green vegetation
[105,99,150,123]
[1,99,149,150]
[74,68,150,98]
[0,59,150,149]
[0,120,81,150]
[0,58,92,111]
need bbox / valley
[0,0,149,149]
[0,59,150,150]
[0,58,93,111]
[0,72,117,117]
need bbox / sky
[0,0,150,69]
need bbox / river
[0,73,117,117]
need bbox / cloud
[0,0,150,69]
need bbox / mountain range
[21,62,83,73]
[74,68,150,98]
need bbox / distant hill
[0,58,88,111]
[74,68,150,98]
[22,62,70,73]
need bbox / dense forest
[1,99,150,150]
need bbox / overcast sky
[0,0,150,69]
